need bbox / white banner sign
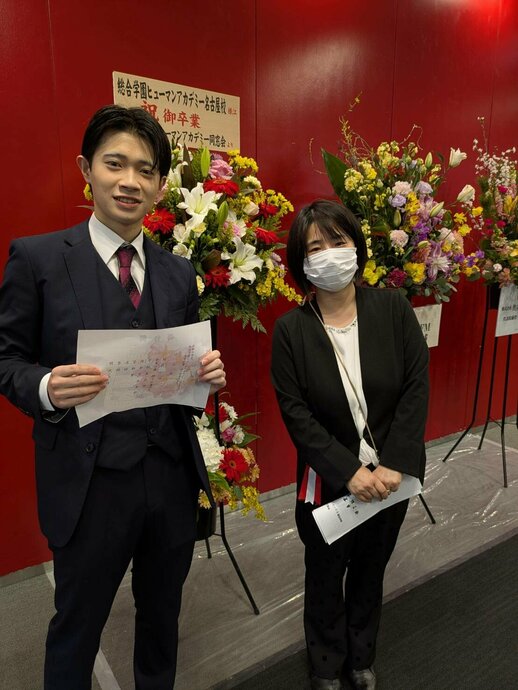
[495,284,518,337]
[113,71,240,152]
[413,304,442,348]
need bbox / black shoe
[347,666,377,690]
[310,675,344,690]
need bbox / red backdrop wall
[0,0,516,575]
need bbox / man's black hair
[81,105,171,178]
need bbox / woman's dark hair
[286,199,367,293]
[81,105,172,178]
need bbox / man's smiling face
[77,130,166,242]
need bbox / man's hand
[346,466,389,503]
[48,364,109,409]
[198,350,226,395]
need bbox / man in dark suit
[0,105,226,689]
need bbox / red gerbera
[143,208,176,234]
[258,202,278,217]
[220,448,248,482]
[205,265,231,288]
[255,227,280,245]
[203,178,240,197]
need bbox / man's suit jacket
[271,286,429,507]
[0,221,211,547]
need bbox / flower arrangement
[322,117,484,302]
[143,146,300,330]
[194,399,266,520]
[473,121,518,287]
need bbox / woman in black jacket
[271,200,429,690]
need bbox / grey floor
[1,421,517,690]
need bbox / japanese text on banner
[113,71,240,152]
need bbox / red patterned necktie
[116,245,141,309]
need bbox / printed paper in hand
[75,321,211,428]
[312,475,422,544]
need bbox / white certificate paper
[312,475,422,545]
[75,321,212,428]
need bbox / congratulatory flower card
[76,322,211,428]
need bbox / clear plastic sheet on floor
[3,429,516,690]
[172,430,518,690]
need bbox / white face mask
[303,247,358,292]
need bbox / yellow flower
[344,169,363,191]
[403,262,426,284]
[405,192,420,215]
[240,485,266,521]
[264,190,294,216]
[83,183,93,201]
[457,224,471,237]
[196,275,205,295]
[454,212,467,225]
[359,161,377,180]
[374,194,386,210]
[363,259,386,286]
[228,150,259,173]
[462,266,478,277]
[503,195,517,216]
[256,268,301,303]
[472,206,483,217]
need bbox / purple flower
[418,197,435,221]
[426,242,450,280]
[389,194,406,208]
[415,181,433,196]
[411,222,430,245]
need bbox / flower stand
[197,501,260,615]
[442,286,516,487]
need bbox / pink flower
[209,157,234,180]
[497,268,512,285]
[389,229,409,248]
[221,426,236,443]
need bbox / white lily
[448,148,467,168]
[456,184,475,203]
[221,237,264,284]
[178,183,221,230]
[173,223,190,244]
[168,161,187,188]
[172,243,192,260]
[243,201,260,217]
[224,210,247,238]
[196,276,205,295]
